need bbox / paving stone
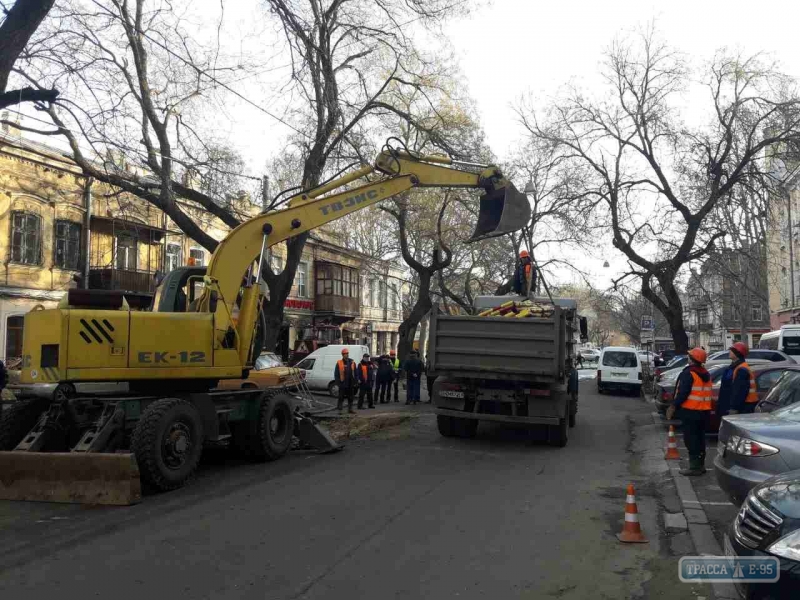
[664,512,688,530]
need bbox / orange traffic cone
[665,426,681,460]
[617,484,648,543]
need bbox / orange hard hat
[730,342,749,358]
[688,347,707,364]
[341,348,349,355]
[519,250,529,258]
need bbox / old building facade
[0,128,406,363]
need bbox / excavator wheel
[132,398,204,492]
[230,391,293,462]
[0,397,50,451]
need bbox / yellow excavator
[0,146,530,505]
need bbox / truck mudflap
[0,452,142,505]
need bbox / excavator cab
[468,183,531,243]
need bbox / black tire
[328,382,339,398]
[454,418,478,438]
[548,417,569,448]
[53,382,76,402]
[569,393,578,428]
[132,398,204,492]
[437,415,455,437]
[231,391,293,462]
[569,412,577,428]
[0,397,49,451]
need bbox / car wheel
[328,382,339,398]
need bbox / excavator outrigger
[0,146,530,505]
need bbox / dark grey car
[715,402,800,505]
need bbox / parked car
[708,363,798,433]
[705,349,796,369]
[597,347,642,395]
[654,354,688,381]
[579,348,601,364]
[715,402,800,505]
[725,469,800,599]
[216,352,304,391]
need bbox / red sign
[285,298,313,311]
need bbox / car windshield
[708,351,729,361]
[603,351,637,368]
[255,354,283,370]
[667,356,687,367]
[783,334,800,356]
[772,397,800,421]
[762,371,800,408]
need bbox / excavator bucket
[467,183,531,242]
[294,413,343,454]
[0,452,142,505]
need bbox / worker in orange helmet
[718,341,758,417]
[334,348,357,413]
[666,347,712,476]
[513,249,536,295]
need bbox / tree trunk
[643,273,690,354]
[397,273,433,361]
[418,313,430,359]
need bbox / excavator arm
[199,149,530,364]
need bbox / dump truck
[429,295,588,447]
[0,144,530,505]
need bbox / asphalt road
[0,382,711,599]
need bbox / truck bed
[428,305,566,382]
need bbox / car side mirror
[208,290,219,313]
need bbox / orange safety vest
[337,359,355,379]
[360,364,370,381]
[733,362,759,404]
[682,371,713,411]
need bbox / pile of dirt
[323,412,416,441]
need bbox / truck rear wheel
[548,417,568,447]
[0,397,50,451]
[437,415,455,437]
[132,398,204,492]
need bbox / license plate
[612,372,628,377]
[439,390,464,399]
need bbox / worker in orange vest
[722,342,759,415]
[513,250,536,295]
[357,353,376,409]
[334,348,357,414]
[666,347,712,476]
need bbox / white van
[295,344,370,396]
[758,325,800,357]
[597,346,642,395]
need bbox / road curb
[650,412,739,600]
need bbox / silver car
[715,400,800,505]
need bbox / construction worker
[425,352,436,403]
[404,350,424,405]
[357,353,376,409]
[666,348,712,476]
[376,354,394,404]
[717,342,758,416]
[390,349,401,402]
[513,250,536,295]
[334,348,357,414]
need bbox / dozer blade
[0,452,142,506]
[294,415,343,454]
[467,182,531,242]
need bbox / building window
[316,263,359,297]
[751,302,763,323]
[390,284,398,310]
[189,248,204,267]
[54,220,81,270]
[11,212,42,265]
[5,315,24,361]
[165,243,182,272]
[297,261,308,297]
[379,280,387,308]
[116,234,137,270]
[369,278,376,306]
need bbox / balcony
[314,294,360,319]
[89,268,156,295]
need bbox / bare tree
[521,29,800,352]
[0,0,58,109]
